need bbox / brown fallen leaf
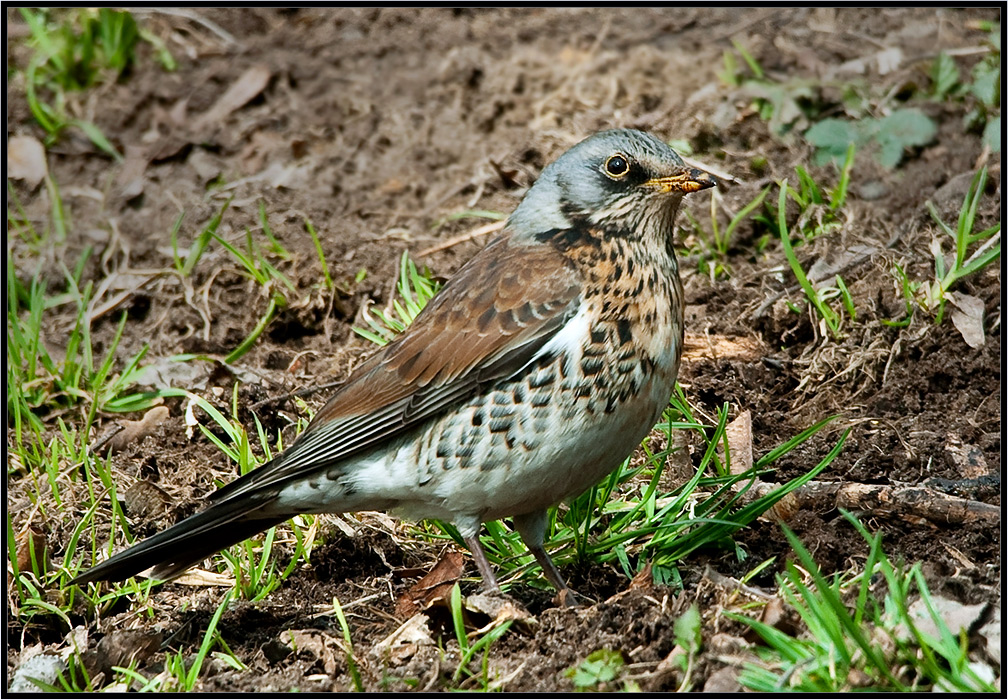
[16,525,48,576]
[395,549,464,619]
[192,64,272,133]
[116,144,149,200]
[702,665,744,693]
[944,434,989,479]
[123,479,172,526]
[280,629,341,676]
[81,629,162,680]
[7,135,48,189]
[900,596,988,643]
[98,406,170,455]
[628,561,654,591]
[172,569,235,587]
[372,613,435,665]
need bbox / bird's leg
[512,510,578,606]
[462,533,502,594]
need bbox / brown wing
[210,231,582,502]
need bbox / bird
[70,129,716,601]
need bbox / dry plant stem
[748,479,999,526]
[130,7,238,45]
[680,155,742,186]
[417,220,506,257]
[249,379,349,412]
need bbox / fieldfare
[71,129,716,600]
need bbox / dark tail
[70,494,287,585]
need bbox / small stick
[681,156,743,186]
[417,221,506,257]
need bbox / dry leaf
[703,665,743,693]
[628,561,654,591]
[947,292,986,348]
[372,613,435,665]
[116,144,149,200]
[807,244,878,284]
[16,525,48,575]
[81,629,162,679]
[9,654,66,692]
[172,569,236,587]
[123,478,172,526]
[465,592,535,627]
[99,406,170,455]
[681,333,761,363]
[7,135,48,189]
[395,549,464,619]
[193,64,271,132]
[280,629,340,676]
[944,434,988,479]
[900,595,987,642]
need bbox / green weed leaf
[874,109,937,169]
[804,119,861,166]
[674,604,702,654]
[970,62,1000,107]
[567,649,625,689]
[930,52,960,98]
[982,115,1000,152]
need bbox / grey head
[509,129,716,240]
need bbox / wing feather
[210,232,581,503]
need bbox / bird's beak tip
[644,169,718,195]
[687,168,718,191]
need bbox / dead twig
[131,8,239,46]
[416,220,506,257]
[681,155,743,187]
[249,379,348,413]
[747,479,1000,526]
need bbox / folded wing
[210,232,583,503]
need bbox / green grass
[6,248,162,443]
[760,147,857,339]
[775,180,846,339]
[16,8,175,158]
[922,167,1000,323]
[927,28,1000,152]
[729,511,997,692]
[352,251,442,345]
[8,193,341,640]
[882,167,1000,327]
[448,582,514,687]
[682,185,771,279]
[6,195,325,690]
[331,595,364,692]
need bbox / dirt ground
[7,7,1001,692]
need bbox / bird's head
[509,129,716,242]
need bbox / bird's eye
[603,154,630,179]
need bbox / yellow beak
[644,168,718,194]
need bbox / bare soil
[7,7,1001,692]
